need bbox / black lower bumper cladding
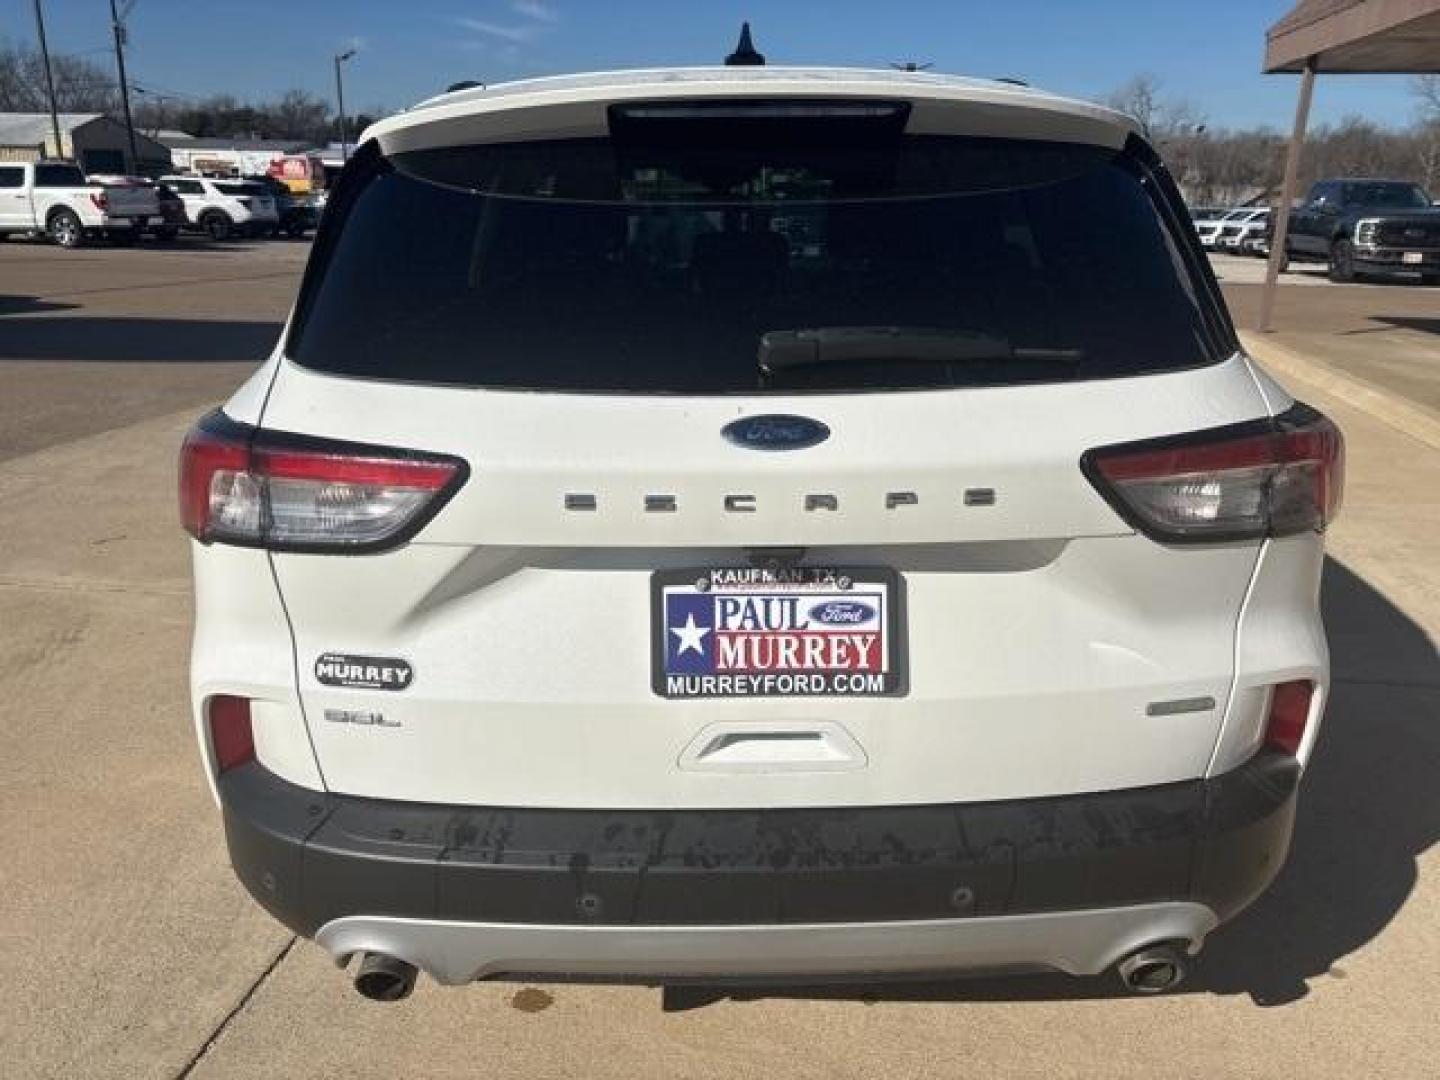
[219,753,1299,937]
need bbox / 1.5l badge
[314,652,414,690]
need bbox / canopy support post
[1258,57,1317,333]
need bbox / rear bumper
[218,751,1299,979]
[316,904,1219,985]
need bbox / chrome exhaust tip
[353,952,419,1002]
[1116,945,1189,994]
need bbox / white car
[1218,208,1271,254]
[1195,207,1245,250]
[158,175,279,240]
[182,60,1342,1001]
[1189,206,1228,244]
[0,160,159,247]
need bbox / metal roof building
[155,135,315,153]
[0,113,170,175]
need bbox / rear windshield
[290,131,1221,393]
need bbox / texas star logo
[664,591,884,675]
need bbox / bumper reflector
[209,695,255,773]
[1264,680,1314,757]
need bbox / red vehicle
[266,154,326,197]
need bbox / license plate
[1403,252,1424,265]
[652,566,906,698]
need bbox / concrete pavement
[1215,253,1440,416]
[0,240,298,462]
[1,242,1436,1078]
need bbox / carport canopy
[1258,0,1440,330]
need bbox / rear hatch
[217,181,277,220]
[255,98,1268,809]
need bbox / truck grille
[1375,220,1440,247]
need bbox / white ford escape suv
[182,63,1343,1002]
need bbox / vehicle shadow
[1361,316,1440,336]
[662,558,1439,1011]
[0,294,80,316]
[2,234,270,254]
[0,316,283,363]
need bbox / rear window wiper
[757,327,1085,376]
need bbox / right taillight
[179,411,467,552]
[1082,403,1343,543]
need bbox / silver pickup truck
[0,160,160,248]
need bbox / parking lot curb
[1239,331,1440,452]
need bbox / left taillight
[179,411,467,552]
[1082,403,1344,544]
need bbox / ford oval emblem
[722,414,830,452]
[809,600,876,626]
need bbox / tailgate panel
[275,536,1256,808]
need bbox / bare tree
[1414,75,1440,190]
[0,42,117,112]
[1414,75,1440,120]
[1104,74,1204,142]
[1105,74,1164,139]
[1102,73,1438,204]
[269,90,332,140]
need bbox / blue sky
[3,0,1426,130]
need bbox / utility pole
[108,0,140,172]
[334,49,356,161]
[31,0,64,156]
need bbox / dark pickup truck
[1282,178,1439,283]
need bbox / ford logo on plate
[809,601,876,626]
[722,414,830,452]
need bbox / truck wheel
[1328,240,1357,283]
[47,209,84,249]
[201,212,233,241]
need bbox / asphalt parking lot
[2,238,1437,1078]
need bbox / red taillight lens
[209,695,255,773]
[90,191,108,211]
[179,411,467,551]
[1265,680,1315,757]
[1083,403,1343,543]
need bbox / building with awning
[1259,0,1440,329]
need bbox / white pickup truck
[0,160,160,248]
